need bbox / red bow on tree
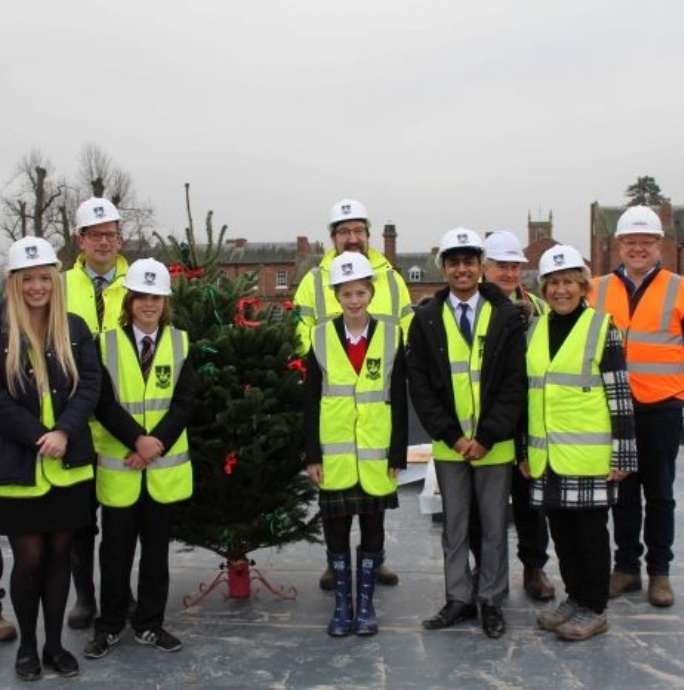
[287,358,307,379]
[234,297,263,328]
[224,452,239,475]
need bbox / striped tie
[94,277,106,329]
[141,336,154,381]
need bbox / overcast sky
[2,0,683,256]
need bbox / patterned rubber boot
[354,550,383,636]
[327,551,353,637]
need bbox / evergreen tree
[160,185,319,561]
[625,176,666,206]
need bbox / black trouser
[613,406,680,576]
[323,513,385,553]
[547,506,610,613]
[95,482,171,635]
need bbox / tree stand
[183,558,298,607]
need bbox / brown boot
[0,599,17,642]
[523,567,556,601]
[648,575,675,607]
[376,564,399,587]
[319,566,334,591]
[609,570,642,598]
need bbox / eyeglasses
[82,231,120,242]
[619,237,659,248]
[335,228,368,239]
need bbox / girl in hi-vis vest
[522,245,637,642]
[84,259,195,661]
[304,251,407,638]
[0,237,100,681]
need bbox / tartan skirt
[319,482,399,519]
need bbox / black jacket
[304,316,408,469]
[406,283,527,451]
[94,325,196,454]
[0,309,100,485]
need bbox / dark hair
[441,247,483,266]
[119,291,172,328]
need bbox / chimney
[296,236,310,261]
[383,222,397,268]
[658,200,673,234]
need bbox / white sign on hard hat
[615,205,664,237]
[328,199,370,232]
[538,245,589,279]
[435,228,484,268]
[76,197,122,231]
[329,251,375,287]
[483,231,528,263]
[7,236,62,273]
[124,258,172,296]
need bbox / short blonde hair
[539,267,590,299]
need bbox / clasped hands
[125,435,164,470]
[454,437,488,462]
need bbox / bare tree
[0,150,65,240]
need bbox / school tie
[93,277,106,329]
[459,303,472,346]
[140,336,154,381]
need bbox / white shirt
[132,325,159,358]
[344,322,370,345]
[448,291,480,332]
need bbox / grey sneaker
[555,608,608,641]
[134,628,182,652]
[84,632,120,659]
[537,598,579,632]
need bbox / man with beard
[294,199,413,590]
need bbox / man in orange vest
[588,205,684,608]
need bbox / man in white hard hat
[473,230,555,602]
[63,197,131,628]
[407,228,527,639]
[588,205,684,608]
[294,198,413,590]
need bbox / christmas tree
[158,185,320,562]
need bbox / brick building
[590,200,684,276]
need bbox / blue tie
[459,303,472,346]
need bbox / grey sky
[2,0,682,256]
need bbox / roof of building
[394,252,442,283]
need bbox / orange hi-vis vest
[589,270,684,404]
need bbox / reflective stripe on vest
[527,309,612,478]
[313,320,399,496]
[432,300,514,465]
[590,272,684,403]
[96,327,192,507]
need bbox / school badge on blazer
[155,365,171,389]
[365,358,381,381]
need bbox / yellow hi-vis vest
[294,248,414,355]
[433,301,515,465]
[0,390,93,498]
[313,320,399,496]
[96,327,192,507]
[64,254,129,335]
[526,308,612,479]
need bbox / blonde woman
[0,237,100,681]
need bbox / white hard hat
[615,205,663,237]
[328,199,370,232]
[329,251,375,287]
[123,258,172,296]
[75,197,121,230]
[538,245,589,279]
[7,236,62,273]
[483,231,528,263]
[435,228,484,268]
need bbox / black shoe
[42,647,79,677]
[134,628,182,652]
[84,632,120,659]
[15,648,42,681]
[422,601,478,630]
[481,604,506,639]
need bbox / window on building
[270,305,284,322]
[276,269,287,289]
[408,266,422,282]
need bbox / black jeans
[548,506,610,613]
[613,406,680,576]
[95,482,171,635]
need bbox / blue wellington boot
[354,550,383,636]
[327,551,353,637]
